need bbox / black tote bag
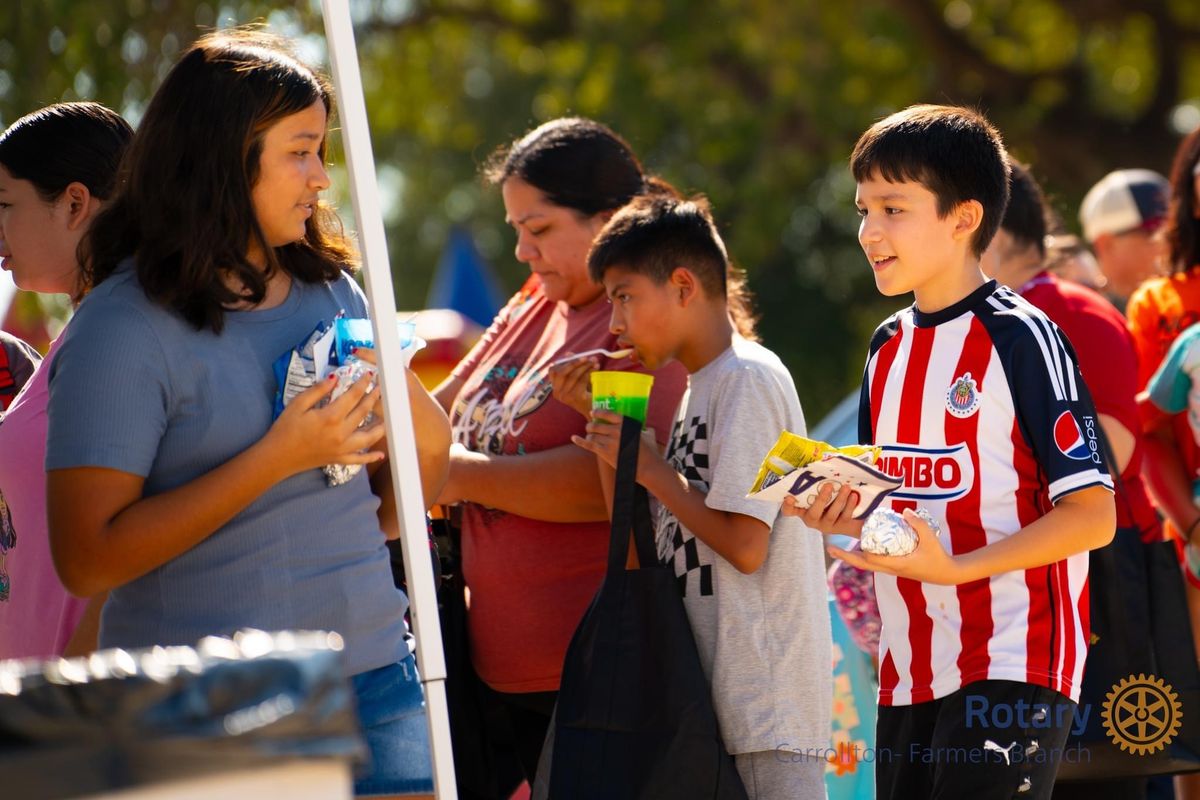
[547,417,748,800]
[1055,435,1200,781]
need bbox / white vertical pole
[318,3,457,797]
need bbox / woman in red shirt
[432,118,699,788]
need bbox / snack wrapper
[271,315,426,487]
[749,431,879,493]
[747,431,898,518]
[859,506,941,556]
[272,321,336,419]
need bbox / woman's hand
[435,443,483,506]
[261,372,386,477]
[781,481,865,538]
[826,508,966,586]
[549,357,598,418]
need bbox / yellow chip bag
[749,431,880,495]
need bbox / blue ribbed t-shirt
[46,265,409,676]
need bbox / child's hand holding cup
[573,371,658,471]
[590,370,654,425]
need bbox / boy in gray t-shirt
[557,194,831,799]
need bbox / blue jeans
[352,653,434,796]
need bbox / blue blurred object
[816,398,877,799]
[333,318,415,364]
[811,391,860,448]
[826,595,877,800]
[427,227,506,328]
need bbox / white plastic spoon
[548,347,634,369]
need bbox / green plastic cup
[590,370,654,424]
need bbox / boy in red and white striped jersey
[785,105,1115,799]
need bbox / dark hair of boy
[850,104,1011,257]
[587,193,759,340]
[82,29,355,332]
[999,161,1049,259]
[0,102,132,203]
[1162,124,1200,275]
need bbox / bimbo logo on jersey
[1053,411,1102,464]
[877,443,974,501]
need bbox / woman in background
[0,102,132,659]
[434,117,710,788]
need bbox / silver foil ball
[860,508,919,556]
[911,507,942,537]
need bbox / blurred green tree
[3,0,1198,417]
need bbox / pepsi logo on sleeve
[1053,410,1101,464]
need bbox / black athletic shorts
[876,679,1078,800]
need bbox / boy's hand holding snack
[825,508,967,585]
[756,431,892,535]
[782,483,866,537]
[788,482,960,582]
[761,431,964,576]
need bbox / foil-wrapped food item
[272,315,427,489]
[322,358,377,487]
[859,507,941,556]
[911,507,940,535]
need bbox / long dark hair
[485,117,757,339]
[83,28,355,332]
[1163,126,1200,275]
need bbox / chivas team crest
[945,372,981,418]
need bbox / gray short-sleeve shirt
[46,266,408,676]
[654,336,832,755]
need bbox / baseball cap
[1079,168,1169,242]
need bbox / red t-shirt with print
[1021,272,1161,539]
[450,277,687,693]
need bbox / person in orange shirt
[1129,129,1200,800]
[1129,126,1200,557]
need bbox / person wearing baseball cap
[1079,168,1169,309]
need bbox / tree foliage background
[5,0,1200,418]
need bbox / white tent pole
[318,3,457,797]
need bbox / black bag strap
[1090,421,1137,667]
[607,416,659,574]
